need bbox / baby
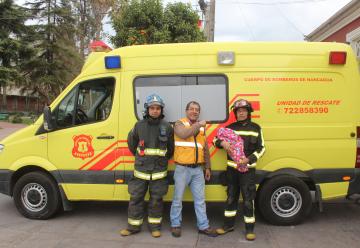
[217,127,248,173]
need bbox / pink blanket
[217,127,248,173]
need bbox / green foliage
[0,0,126,109]
[21,0,83,103]
[0,0,86,106]
[20,116,35,125]
[11,114,22,123]
[164,2,205,43]
[0,0,32,86]
[0,0,35,111]
[111,0,205,47]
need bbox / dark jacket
[214,120,265,166]
[128,118,174,174]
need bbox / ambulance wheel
[257,175,312,225]
[13,171,61,219]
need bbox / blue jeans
[170,164,210,230]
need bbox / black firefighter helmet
[231,99,254,115]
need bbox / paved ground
[1,195,360,248]
[1,122,360,247]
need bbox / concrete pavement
[1,194,360,248]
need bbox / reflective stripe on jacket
[136,147,167,156]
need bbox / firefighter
[120,94,174,238]
[214,99,265,241]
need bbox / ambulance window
[55,77,115,128]
[134,75,228,123]
[56,87,77,128]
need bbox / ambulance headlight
[0,144,4,153]
[218,51,235,65]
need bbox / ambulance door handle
[97,135,114,140]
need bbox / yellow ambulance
[1,42,360,226]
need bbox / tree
[111,0,205,47]
[71,0,96,58]
[72,0,113,58]
[22,0,82,104]
[1,0,118,109]
[0,0,34,111]
[164,2,205,43]
[89,0,115,40]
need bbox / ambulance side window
[134,75,228,123]
[56,87,76,128]
[55,77,115,129]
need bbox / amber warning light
[329,51,347,65]
[116,179,124,184]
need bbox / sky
[160,0,353,41]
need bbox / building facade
[306,0,360,68]
[0,87,40,113]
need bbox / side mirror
[43,106,54,131]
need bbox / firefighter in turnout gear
[214,99,265,241]
[120,94,174,238]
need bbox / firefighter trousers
[127,176,168,231]
[223,167,256,232]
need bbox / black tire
[13,171,61,219]
[257,175,312,226]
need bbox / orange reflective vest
[174,118,206,164]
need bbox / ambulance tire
[13,171,61,220]
[257,175,312,226]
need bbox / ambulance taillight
[329,51,347,65]
[356,126,360,168]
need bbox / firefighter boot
[245,232,256,241]
[245,223,255,241]
[216,226,235,235]
[120,229,140,236]
[151,230,161,238]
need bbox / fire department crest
[72,134,94,159]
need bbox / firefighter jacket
[214,120,265,169]
[127,118,174,180]
[174,118,208,167]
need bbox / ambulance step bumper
[0,169,12,196]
